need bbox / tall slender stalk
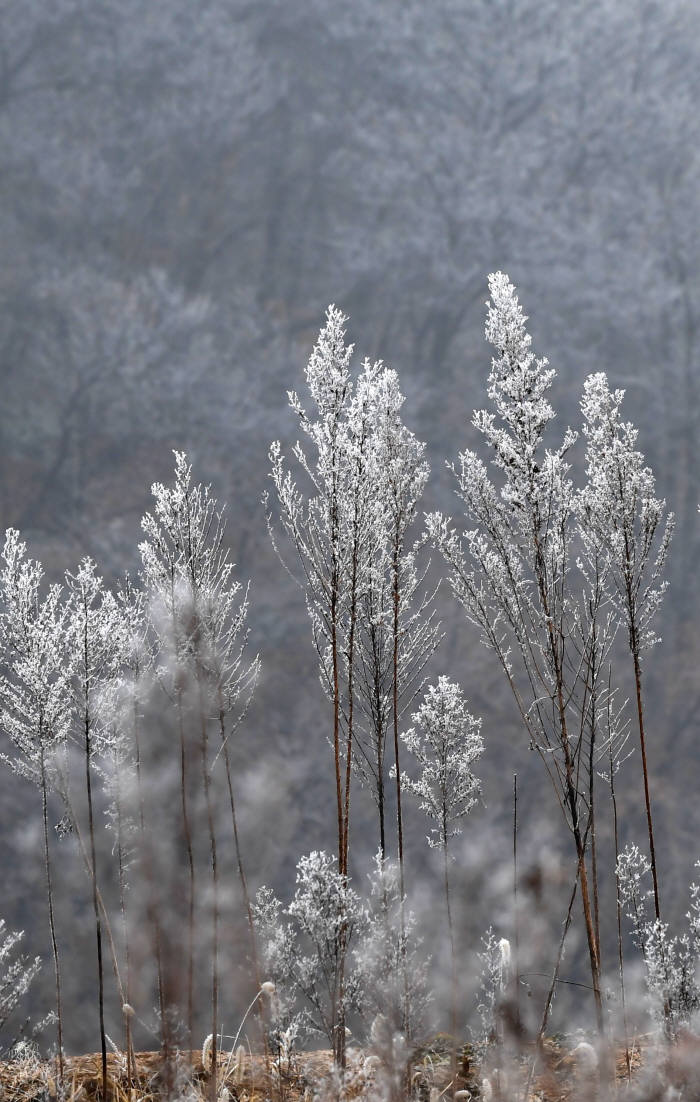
[609,704,631,1082]
[426,274,607,1025]
[330,570,346,1071]
[40,748,64,1085]
[210,631,262,1066]
[400,679,482,1090]
[132,684,169,1061]
[391,550,405,903]
[114,761,135,1089]
[177,695,196,1059]
[525,872,579,1102]
[536,529,603,1029]
[198,686,218,1102]
[0,534,70,1084]
[218,709,267,1052]
[580,372,673,927]
[512,773,520,1035]
[442,828,458,1100]
[79,595,108,1098]
[588,632,601,965]
[630,638,660,921]
[391,546,412,1041]
[168,562,196,1059]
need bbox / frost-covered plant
[400,677,482,1086]
[0,530,71,1076]
[267,314,395,1068]
[268,314,397,894]
[618,846,700,1036]
[347,362,440,1045]
[643,922,699,1038]
[580,372,674,924]
[64,556,130,1095]
[400,677,483,854]
[475,929,510,1050]
[142,454,261,735]
[354,543,440,862]
[267,307,359,884]
[617,844,653,951]
[140,450,260,1081]
[425,273,604,1025]
[353,853,431,1040]
[253,886,306,1061]
[254,851,367,1063]
[363,1012,412,1102]
[267,313,442,1066]
[579,373,674,658]
[140,453,260,739]
[310,1046,377,1102]
[96,578,150,1084]
[352,364,439,869]
[0,919,41,1054]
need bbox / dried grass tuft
[0,1049,275,1102]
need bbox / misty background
[1,0,699,1052]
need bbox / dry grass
[0,1047,326,1102]
[0,1035,679,1102]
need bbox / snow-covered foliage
[399,677,483,852]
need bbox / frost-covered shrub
[0,919,41,1052]
[255,851,367,1055]
[618,845,700,1036]
[353,853,431,1040]
[399,677,483,854]
[475,929,511,1050]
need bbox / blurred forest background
[1,0,700,1052]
